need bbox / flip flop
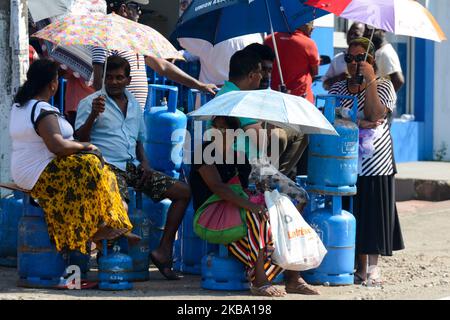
[150,252,180,281]
[367,268,383,287]
[354,273,367,285]
[250,284,286,297]
[285,283,320,295]
[55,280,98,290]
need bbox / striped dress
[92,48,148,109]
[330,79,397,176]
[329,78,404,256]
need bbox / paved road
[1,200,449,300]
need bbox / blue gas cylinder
[0,191,24,267]
[17,196,66,288]
[127,190,151,281]
[144,84,187,179]
[201,246,248,291]
[302,196,356,285]
[66,250,90,279]
[307,95,359,195]
[98,241,133,290]
[173,201,218,274]
[142,195,170,255]
[296,175,325,216]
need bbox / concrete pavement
[396,162,450,201]
[1,199,449,300]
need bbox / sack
[193,176,247,244]
[265,190,327,271]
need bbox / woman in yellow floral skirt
[9,59,137,255]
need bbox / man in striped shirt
[92,0,217,109]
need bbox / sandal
[285,283,320,295]
[150,252,180,281]
[354,272,367,285]
[367,267,383,287]
[55,279,98,290]
[250,284,286,297]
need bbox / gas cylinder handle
[315,95,358,124]
[147,84,179,113]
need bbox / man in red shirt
[265,22,319,103]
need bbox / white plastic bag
[265,190,327,271]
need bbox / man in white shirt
[365,28,405,92]
[178,34,264,86]
[322,22,365,91]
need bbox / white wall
[0,0,28,197]
[430,1,450,160]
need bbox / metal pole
[364,27,375,62]
[264,0,286,92]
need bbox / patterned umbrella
[34,0,107,81]
[32,12,181,59]
[305,0,446,42]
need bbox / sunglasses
[126,2,142,14]
[345,53,370,63]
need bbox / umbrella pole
[364,27,375,62]
[101,58,108,95]
[264,0,286,93]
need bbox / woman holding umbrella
[190,116,320,296]
[329,37,404,286]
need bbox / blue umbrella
[172,0,328,90]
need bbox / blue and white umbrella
[188,89,337,135]
[172,0,329,91]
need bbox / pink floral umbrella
[32,12,181,90]
[34,0,108,81]
[32,12,180,59]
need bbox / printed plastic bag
[249,160,309,210]
[265,189,327,271]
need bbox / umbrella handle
[356,27,376,85]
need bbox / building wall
[0,0,28,197]
[430,0,450,160]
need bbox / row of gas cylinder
[0,91,361,290]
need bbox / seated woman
[189,116,319,297]
[9,59,138,255]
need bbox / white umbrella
[188,89,338,136]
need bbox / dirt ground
[1,200,449,300]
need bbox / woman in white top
[10,59,137,255]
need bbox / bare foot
[125,232,142,245]
[251,284,286,297]
[92,226,128,242]
[150,248,179,280]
